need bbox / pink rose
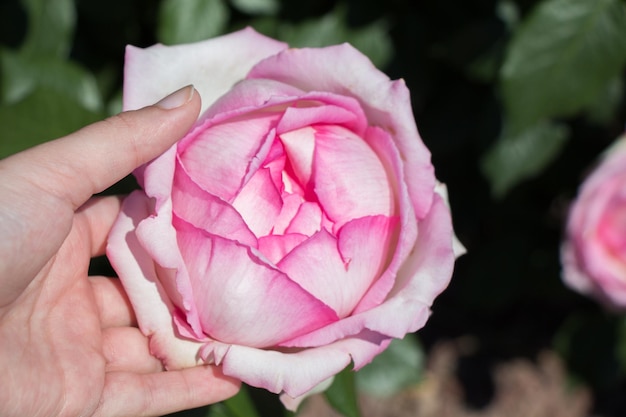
[106,28,462,404]
[562,136,626,309]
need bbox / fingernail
[155,85,195,110]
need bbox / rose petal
[275,94,366,136]
[382,193,456,310]
[284,202,323,236]
[563,159,626,307]
[272,193,303,235]
[106,191,206,369]
[172,160,257,247]
[352,126,417,312]
[281,195,454,348]
[248,44,435,218]
[278,215,396,318]
[232,167,282,237]
[174,217,338,347]
[213,329,390,398]
[279,378,334,412]
[279,126,316,195]
[258,233,309,264]
[123,27,287,113]
[107,192,175,335]
[198,78,304,123]
[263,139,287,192]
[313,125,393,229]
[134,205,204,338]
[178,113,281,201]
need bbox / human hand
[0,85,240,417]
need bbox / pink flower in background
[106,28,463,405]
[562,135,626,309]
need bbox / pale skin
[0,86,240,417]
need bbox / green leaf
[205,387,264,417]
[1,50,103,111]
[0,87,102,158]
[481,121,570,197]
[500,0,626,130]
[616,317,626,376]
[158,0,229,45]
[230,0,279,16]
[584,76,623,125]
[257,6,393,69]
[324,366,360,417]
[554,312,620,389]
[20,0,76,58]
[496,0,520,30]
[355,336,425,397]
[222,386,261,417]
[206,403,230,417]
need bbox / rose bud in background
[106,28,464,408]
[562,134,626,309]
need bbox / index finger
[2,85,200,210]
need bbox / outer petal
[370,194,456,325]
[175,217,339,347]
[106,191,205,369]
[123,27,287,113]
[280,378,334,412]
[247,44,435,218]
[215,329,390,398]
[134,203,204,338]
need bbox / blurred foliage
[355,335,424,397]
[158,0,229,44]
[487,0,626,196]
[205,386,261,417]
[2,0,626,416]
[325,366,360,417]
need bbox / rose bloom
[562,135,626,309]
[107,28,463,405]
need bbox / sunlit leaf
[500,0,626,130]
[481,121,569,197]
[158,0,229,45]
[0,87,102,158]
[355,336,425,397]
[324,366,360,417]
